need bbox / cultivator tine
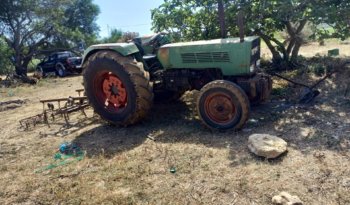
[19,114,45,130]
[19,89,92,130]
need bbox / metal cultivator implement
[19,89,91,130]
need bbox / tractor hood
[160,36,258,48]
[157,36,260,76]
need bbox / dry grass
[261,39,350,59]
[0,46,350,205]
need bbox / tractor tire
[197,80,250,130]
[154,90,185,103]
[83,51,153,126]
[56,63,67,77]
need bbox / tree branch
[286,22,295,36]
[255,30,283,63]
[296,19,307,34]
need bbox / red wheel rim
[93,71,128,111]
[204,93,236,124]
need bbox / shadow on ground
[72,87,350,165]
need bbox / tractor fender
[81,43,139,67]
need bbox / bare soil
[261,39,350,59]
[0,45,350,205]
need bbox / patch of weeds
[237,177,249,194]
[7,89,15,97]
[308,64,328,77]
[342,99,350,108]
[271,87,289,97]
[36,78,50,87]
[305,130,341,149]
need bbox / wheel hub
[205,93,235,124]
[102,73,127,108]
[111,85,119,96]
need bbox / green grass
[27,59,41,73]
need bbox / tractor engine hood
[157,36,260,76]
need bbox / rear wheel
[197,80,250,130]
[56,63,67,77]
[83,51,153,126]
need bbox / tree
[101,29,123,43]
[58,0,100,47]
[151,0,350,68]
[101,29,139,43]
[151,0,228,41]
[218,0,227,38]
[242,0,350,67]
[0,37,13,75]
[120,31,139,42]
[0,0,100,76]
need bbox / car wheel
[56,63,67,77]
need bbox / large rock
[248,134,287,159]
[272,192,303,205]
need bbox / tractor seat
[143,55,157,61]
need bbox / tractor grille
[181,52,230,64]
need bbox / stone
[272,192,303,205]
[342,178,350,187]
[248,134,287,159]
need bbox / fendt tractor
[81,33,272,130]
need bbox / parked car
[36,51,82,77]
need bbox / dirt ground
[261,39,350,59]
[0,45,350,205]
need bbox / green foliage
[101,29,139,43]
[151,0,350,67]
[101,29,123,43]
[27,59,41,73]
[271,87,289,97]
[241,0,350,66]
[54,0,100,47]
[0,0,100,76]
[0,38,13,75]
[151,0,232,41]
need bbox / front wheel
[83,51,153,126]
[197,80,250,130]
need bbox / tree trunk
[15,66,27,76]
[285,20,307,65]
[218,0,226,38]
[291,39,302,62]
[14,56,28,76]
[256,31,284,65]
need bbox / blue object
[59,142,80,155]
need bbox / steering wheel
[146,32,168,47]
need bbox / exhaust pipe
[237,11,245,43]
[218,0,227,38]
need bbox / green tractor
[81,33,272,130]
